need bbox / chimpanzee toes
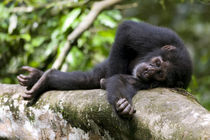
[21,66,34,72]
[22,93,33,100]
[21,89,35,100]
[18,66,44,90]
[17,75,29,86]
[19,74,29,80]
[22,66,43,76]
[116,98,136,118]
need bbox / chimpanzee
[17,21,192,119]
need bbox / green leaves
[8,14,18,34]
[0,1,122,83]
[97,10,122,28]
[61,8,81,33]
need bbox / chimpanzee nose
[146,67,156,75]
[144,67,149,72]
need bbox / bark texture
[0,84,209,140]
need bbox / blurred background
[0,0,209,110]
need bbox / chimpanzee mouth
[140,72,150,81]
[142,68,156,81]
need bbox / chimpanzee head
[133,45,192,89]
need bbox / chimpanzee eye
[158,71,163,75]
[155,59,161,67]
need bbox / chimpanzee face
[133,56,170,82]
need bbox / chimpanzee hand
[116,98,136,119]
[104,74,140,119]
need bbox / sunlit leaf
[61,8,81,33]
[8,14,18,34]
[98,13,117,28]
[31,36,46,47]
[20,34,31,41]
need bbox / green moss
[33,98,47,109]
[23,107,35,121]
[0,94,20,120]
[50,103,85,128]
[171,88,200,104]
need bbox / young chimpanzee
[17,21,192,119]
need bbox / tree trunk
[0,84,209,140]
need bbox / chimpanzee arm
[108,21,183,76]
[104,74,149,119]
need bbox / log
[0,84,209,140]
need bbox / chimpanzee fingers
[116,98,126,107]
[116,99,129,112]
[17,75,29,85]
[22,93,33,100]
[21,66,35,72]
[120,104,131,115]
[116,98,126,111]
[129,106,136,115]
[120,105,136,120]
[115,98,135,117]
[19,74,31,80]
[115,98,136,118]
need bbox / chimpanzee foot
[22,69,52,101]
[22,89,37,100]
[116,98,136,119]
[22,78,46,101]
[17,66,44,90]
[22,86,45,101]
[23,87,46,106]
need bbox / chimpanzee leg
[104,74,144,119]
[23,69,52,100]
[22,61,107,100]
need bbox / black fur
[18,21,192,118]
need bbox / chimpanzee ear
[161,45,176,51]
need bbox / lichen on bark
[0,84,209,140]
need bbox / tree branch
[114,2,138,10]
[52,0,123,70]
[0,84,210,139]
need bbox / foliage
[0,0,121,83]
[0,0,209,109]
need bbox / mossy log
[0,84,209,140]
